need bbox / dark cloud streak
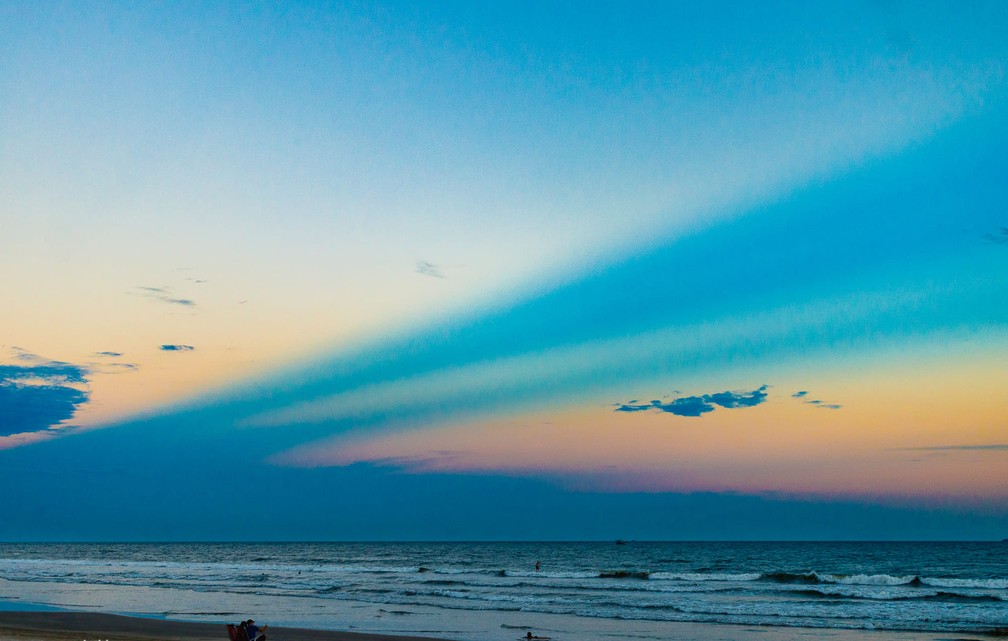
[135,285,196,307]
[983,226,1008,244]
[896,444,1008,452]
[100,363,140,372]
[415,260,445,279]
[0,363,88,385]
[0,355,90,437]
[616,385,768,418]
[793,391,842,410]
[160,344,195,352]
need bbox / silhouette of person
[246,620,267,641]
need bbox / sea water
[0,542,1005,638]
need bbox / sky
[1,0,1007,541]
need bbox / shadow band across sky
[0,96,1006,539]
[169,100,1008,453]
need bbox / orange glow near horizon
[275,353,1008,501]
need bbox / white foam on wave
[922,577,1008,590]
[819,573,918,586]
[504,570,599,579]
[797,585,922,600]
[649,572,762,582]
[431,588,573,606]
[813,573,1008,589]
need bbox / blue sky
[1,1,1007,540]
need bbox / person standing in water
[535,560,541,572]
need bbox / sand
[0,610,1000,641]
[0,612,453,641]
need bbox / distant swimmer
[524,632,550,640]
[535,560,541,572]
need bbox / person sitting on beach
[246,619,267,641]
[227,621,248,641]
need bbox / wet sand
[0,610,1000,641]
[0,612,454,641]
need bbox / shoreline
[0,609,1001,641]
[0,611,455,641]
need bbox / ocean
[0,542,1005,639]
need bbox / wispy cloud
[160,344,195,352]
[84,351,139,374]
[415,260,445,279]
[983,226,1008,244]
[0,351,89,437]
[896,444,1008,452]
[615,385,768,418]
[101,363,140,372]
[806,400,842,410]
[7,349,87,382]
[134,285,196,307]
[11,347,51,364]
[792,390,842,410]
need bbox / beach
[0,612,451,641]
[0,610,989,641]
